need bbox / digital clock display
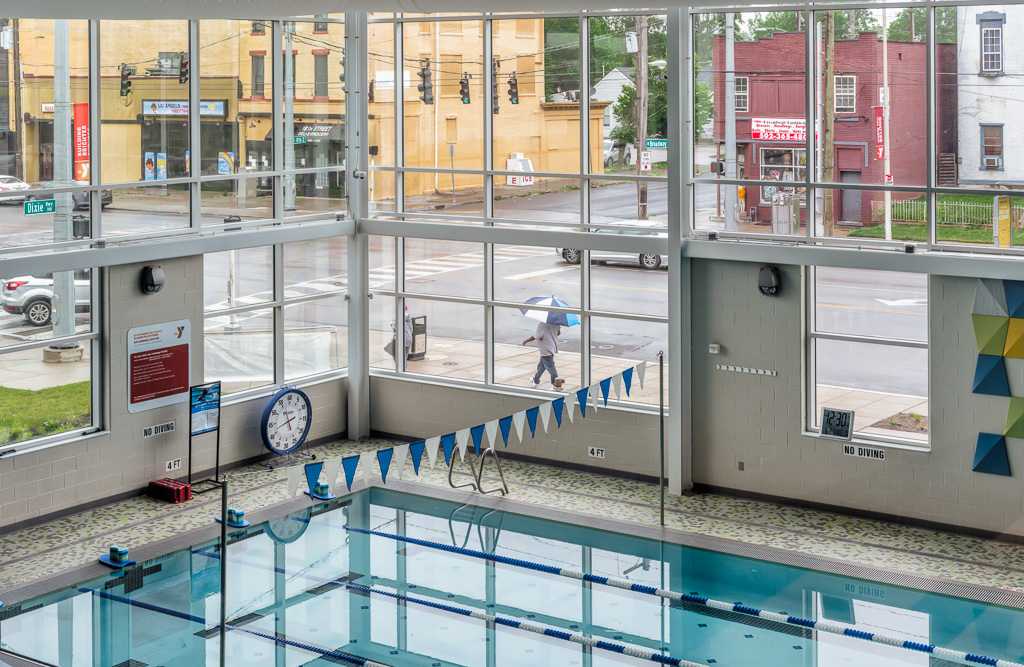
[819,407,855,441]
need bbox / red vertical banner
[73,102,89,181]
[873,106,884,160]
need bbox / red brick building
[712,31,956,224]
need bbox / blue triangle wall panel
[973,433,1011,476]
[973,355,1011,397]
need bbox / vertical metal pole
[723,14,737,231]
[219,480,228,666]
[272,22,284,220]
[189,20,201,230]
[579,16,592,389]
[659,350,665,526]
[926,6,936,250]
[882,9,892,240]
[188,430,194,485]
[88,20,102,237]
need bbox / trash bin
[771,194,794,235]
[409,316,427,361]
[72,215,90,239]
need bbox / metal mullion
[805,8,815,241]
[583,309,669,325]
[484,16,495,386]
[804,266,815,435]
[926,3,937,250]
[396,238,405,373]
[0,332,97,356]
[811,330,928,349]
[579,16,591,389]
[189,20,201,229]
[280,290,347,308]
[394,18,405,215]
[209,301,281,319]
[395,292,482,308]
[272,21,285,220]
[273,245,286,385]
[88,21,102,238]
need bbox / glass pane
[284,237,347,294]
[204,308,274,393]
[494,305,580,392]
[814,268,926,341]
[590,317,666,405]
[934,192,1024,249]
[0,269,92,344]
[0,341,92,448]
[371,293,397,371]
[589,234,668,318]
[369,235,396,291]
[203,247,274,312]
[101,21,190,184]
[493,243,579,305]
[814,338,927,443]
[284,295,347,380]
[368,23,396,167]
[102,184,189,237]
[589,181,667,225]
[201,178,273,226]
[403,172,484,219]
[404,239,483,299]
[492,177,583,226]
[284,171,346,218]
[816,186,907,240]
[404,298,483,381]
[370,169,396,213]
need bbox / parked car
[556,221,668,270]
[0,175,32,203]
[27,181,112,210]
[603,141,635,168]
[1,271,91,326]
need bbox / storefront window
[759,148,806,205]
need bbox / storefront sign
[41,102,54,113]
[295,124,338,144]
[127,320,191,414]
[73,102,90,181]
[874,106,884,160]
[143,100,226,117]
[751,117,805,142]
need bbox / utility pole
[723,13,737,231]
[52,20,74,341]
[816,22,824,232]
[284,21,296,211]
[12,18,24,181]
[822,11,836,236]
[882,8,892,240]
[636,14,649,220]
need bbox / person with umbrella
[521,296,579,390]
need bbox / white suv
[1,271,91,326]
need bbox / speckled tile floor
[4,436,1024,596]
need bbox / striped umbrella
[520,296,580,327]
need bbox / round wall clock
[265,508,312,544]
[260,387,312,455]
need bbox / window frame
[980,123,1003,170]
[981,25,1002,73]
[834,75,856,114]
[734,75,748,112]
[252,53,266,98]
[759,147,806,205]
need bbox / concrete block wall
[0,256,348,529]
[690,259,1024,536]
[370,376,663,478]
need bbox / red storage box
[148,478,192,503]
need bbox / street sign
[873,106,884,160]
[885,173,893,185]
[646,138,667,149]
[24,200,55,215]
[639,151,652,172]
[294,136,307,144]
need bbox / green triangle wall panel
[973,314,1010,356]
[1007,398,1024,439]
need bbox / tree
[886,7,957,43]
[609,65,675,145]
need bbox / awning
[263,123,344,144]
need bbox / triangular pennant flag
[612,374,622,399]
[342,455,360,491]
[576,388,589,418]
[599,378,611,406]
[287,466,301,498]
[440,433,457,466]
[635,361,647,389]
[589,383,601,413]
[498,416,513,447]
[377,449,394,484]
[456,428,470,459]
[425,436,440,469]
[470,424,485,455]
[526,407,539,437]
[485,421,499,450]
[973,433,1011,476]
[410,441,425,475]
[553,397,566,426]
[359,452,374,486]
[512,411,526,443]
[622,367,634,395]
[304,461,324,497]
[538,402,552,433]
[323,459,342,495]
[393,444,409,480]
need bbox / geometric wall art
[972,354,1011,397]
[973,433,1011,476]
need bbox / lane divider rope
[344,525,1018,667]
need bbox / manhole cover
[598,344,614,350]
[443,361,458,366]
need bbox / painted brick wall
[691,259,1024,535]
[370,376,663,478]
[0,257,348,529]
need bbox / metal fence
[890,199,1024,227]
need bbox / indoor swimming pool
[1,487,1023,667]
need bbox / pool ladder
[448,505,504,551]
[447,446,509,496]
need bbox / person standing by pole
[523,322,563,390]
[391,305,413,370]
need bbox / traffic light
[178,51,189,84]
[339,49,346,88]
[119,63,132,97]
[459,74,470,105]
[417,58,433,105]
[507,73,519,105]
[368,79,375,103]
[491,58,499,115]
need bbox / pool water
[2,488,1024,666]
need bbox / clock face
[266,508,312,544]
[262,389,311,454]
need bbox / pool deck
[3,436,1024,603]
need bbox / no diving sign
[843,444,885,460]
[144,421,175,438]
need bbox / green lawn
[848,224,1024,245]
[0,382,91,446]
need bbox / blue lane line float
[344,525,1022,667]
[215,508,251,528]
[98,545,136,569]
[304,482,336,501]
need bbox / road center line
[503,267,578,281]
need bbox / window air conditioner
[985,156,1002,168]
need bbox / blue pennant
[499,416,513,447]
[341,456,360,491]
[409,441,425,475]
[304,462,324,497]
[622,367,633,395]
[552,397,564,427]
[526,407,539,436]
[576,387,589,418]
[599,378,611,406]
[440,433,457,466]
[470,424,485,455]
[377,449,394,484]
